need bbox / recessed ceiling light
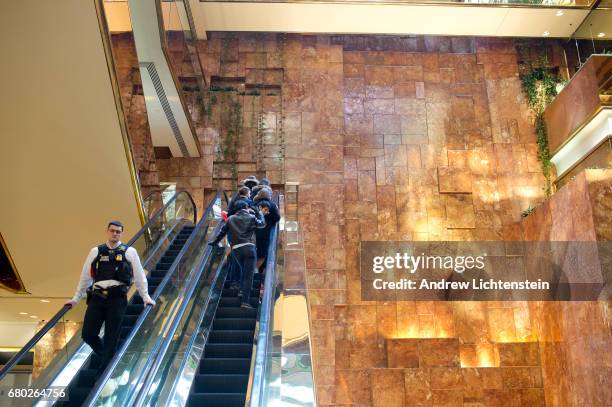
[18,312,28,315]
[543,31,551,37]
[40,299,50,303]
[556,10,564,16]
[597,32,605,38]
[29,315,38,319]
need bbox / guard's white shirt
[70,242,152,303]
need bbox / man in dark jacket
[209,201,265,308]
[253,189,280,269]
[227,186,254,216]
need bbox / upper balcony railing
[545,54,612,154]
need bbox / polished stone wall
[114,31,610,406]
[195,34,568,406]
[522,169,612,407]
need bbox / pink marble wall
[522,169,612,407]
[118,31,610,406]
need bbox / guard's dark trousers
[81,293,128,371]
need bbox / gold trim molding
[94,0,147,225]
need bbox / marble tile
[498,343,540,367]
[444,194,476,229]
[335,369,372,404]
[404,368,433,406]
[387,339,419,368]
[418,339,461,367]
[430,367,464,390]
[371,369,405,407]
[438,167,472,193]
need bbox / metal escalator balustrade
[84,191,226,407]
[0,191,197,406]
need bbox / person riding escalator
[65,221,155,373]
[209,201,265,309]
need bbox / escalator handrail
[0,190,198,382]
[248,195,281,407]
[128,190,197,246]
[0,305,72,380]
[142,190,162,220]
[83,191,221,406]
[131,220,226,407]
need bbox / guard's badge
[116,254,123,261]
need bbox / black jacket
[253,198,280,242]
[213,209,265,246]
[227,196,255,216]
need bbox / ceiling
[101,0,605,39]
[573,8,612,39]
[186,1,591,38]
[0,0,142,328]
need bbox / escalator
[187,272,262,406]
[0,190,309,407]
[0,190,226,407]
[115,194,286,407]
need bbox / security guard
[65,221,155,371]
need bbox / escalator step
[205,343,252,358]
[187,393,245,407]
[223,280,261,290]
[64,386,90,406]
[218,297,259,308]
[155,262,173,269]
[199,358,251,374]
[150,270,167,278]
[120,326,132,339]
[212,318,255,330]
[76,368,97,387]
[148,277,164,285]
[221,288,260,297]
[89,354,102,369]
[192,374,249,393]
[126,304,144,315]
[123,315,138,327]
[208,330,254,344]
[215,307,257,319]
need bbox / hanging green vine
[516,42,565,197]
[278,33,287,183]
[218,93,243,188]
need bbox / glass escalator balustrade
[0,191,199,407]
[88,194,224,407]
[56,225,196,407]
[131,193,288,407]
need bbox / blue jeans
[232,245,256,303]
